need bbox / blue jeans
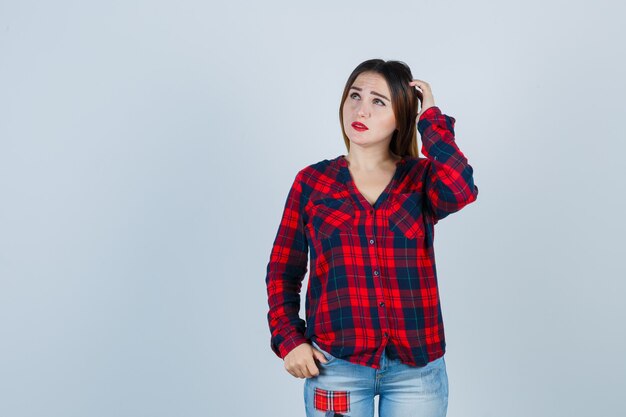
[304,340,449,417]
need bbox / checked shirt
[265,106,479,369]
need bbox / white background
[1,1,625,416]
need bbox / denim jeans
[304,340,449,417]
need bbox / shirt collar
[334,154,407,185]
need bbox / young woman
[265,59,479,417]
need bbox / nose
[357,101,370,118]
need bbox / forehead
[351,72,390,94]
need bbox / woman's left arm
[418,105,479,221]
[409,79,478,221]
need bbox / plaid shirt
[265,106,479,369]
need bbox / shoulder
[400,155,427,171]
[295,155,342,182]
[397,155,432,185]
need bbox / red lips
[351,122,368,131]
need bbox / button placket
[367,208,390,349]
[367,208,389,345]
[339,155,402,361]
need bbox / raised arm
[418,106,479,221]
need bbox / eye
[350,92,360,100]
[373,98,385,106]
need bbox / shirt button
[369,239,374,245]
[379,301,385,307]
[384,332,389,338]
[374,270,379,276]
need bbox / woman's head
[339,59,420,158]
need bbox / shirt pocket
[388,192,426,239]
[310,197,354,241]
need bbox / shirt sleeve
[265,170,309,359]
[417,106,479,221]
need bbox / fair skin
[341,72,399,205]
[283,73,436,379]
[340,73,436,206]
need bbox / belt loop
[380,347,387,370]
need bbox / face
[342,71,396,149]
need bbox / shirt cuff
[278,333,309,359]
[418,105,440,121]
[417,106,456,137]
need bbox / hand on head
[409,79,436,121]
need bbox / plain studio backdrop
[1,1,624,416]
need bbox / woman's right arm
[265,170,310,360]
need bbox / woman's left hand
[409,79,435,121]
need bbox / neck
[345,148,401,171]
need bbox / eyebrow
[349,86,390,102]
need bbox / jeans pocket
[421,355,448,397]
[311,340,336,364]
